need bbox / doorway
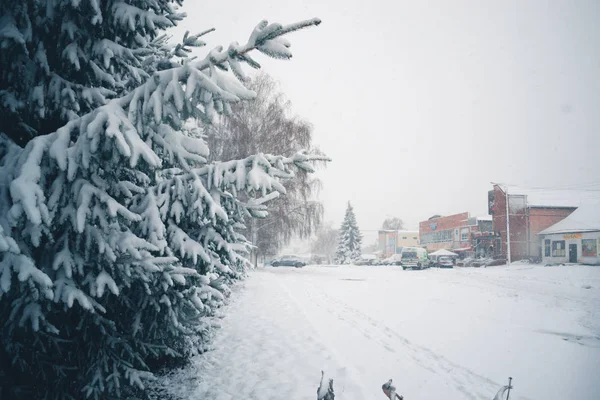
[569,244,578,263]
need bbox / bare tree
[207,73,325,261]
[382,217,404,231]
[311,223,339,264]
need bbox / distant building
[419,212,494,256]
[539,204,600,265]
[488,185,578,261]
[378,230,419,257]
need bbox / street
[156,265,600,400]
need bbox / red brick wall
[490,185,527,260]
[528,207,576,256]
[420,212,469,234]
[510,213,528,260]
[529,207,576,234]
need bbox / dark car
[272,256,306,268]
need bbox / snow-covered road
[156,265,600,400]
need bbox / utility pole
[505,185,511,265]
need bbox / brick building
[419,212,493,255]
[488,185,577,261]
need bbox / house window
[552,240,566,257]
[402,237,407,240]
[544,239,551,257]
[413,237,417,240]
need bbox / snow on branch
[0,13,324,399]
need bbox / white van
[400,247,429,270]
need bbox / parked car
[381,253,403,266]
[355,254,377,265]
[400,247,429,270]
[272,256,306,268]
[437,256,454,268]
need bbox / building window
[420,230,453,244]
[544,239,551,257]
[402,237,407,240]
[413,237,417,240]
[582,239,597,257]
[460,227,469,242]
[552,240,566,257]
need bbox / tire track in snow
[276,272,373,399]
[302,286,508,400]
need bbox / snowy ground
[156,265,600,400]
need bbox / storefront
[472,232,502,258]
[538,204,600,265]
[540,232,600,265]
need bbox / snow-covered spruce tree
[0,0,199,147]
[0,17,323,399]
[335,202,362,264]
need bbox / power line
[502,182,600,192]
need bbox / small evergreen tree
[335,202,362,264]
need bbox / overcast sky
[170,0,600,245]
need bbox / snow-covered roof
[429,249,458,256]
[539,202,600,235]
[507,187,600,208]
[476,215,492,221]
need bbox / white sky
[169,0,600,244]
